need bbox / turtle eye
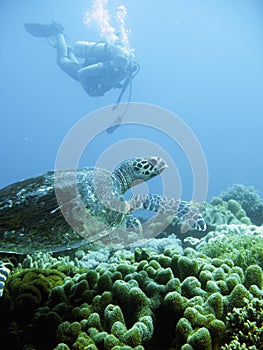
[149,157,158,167]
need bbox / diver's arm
[78,63,108,96]
[78,62,104,78]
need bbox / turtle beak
[149,157,168,174]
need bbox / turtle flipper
[128,194,206,232]
[24,21,64,38]
[125,215,143,233]
[0,263,10,297]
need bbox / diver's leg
[56,33,82,81]
[73,41,107,60]
[73,41,97,58]
[56,33,69,61]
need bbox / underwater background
[1,0,263,201]
[1,2,263,350]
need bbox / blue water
[1,0,263,202]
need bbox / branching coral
[222,298,263,349]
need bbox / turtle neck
[112,162,135,194]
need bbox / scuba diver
[24,21,139,103]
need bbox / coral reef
[196,224,263,270]
[163,196,254,244]
[201,197,251,230]
[220,184,263,226]
[0,235,262,349]
[221,298,263,349]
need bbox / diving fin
[24,21,64,38]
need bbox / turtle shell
[0,168,126,254]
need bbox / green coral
[177,256,199,280]
[197,225,263,270]
[220,183,263,225]
[222,298,263,349]
[188,327,212,350]
[244,264,263,289]
[201,197,252,229]
[7,268,66,312]
[1,239,263,350]
[205,292,224,319]
[227,284,251,309]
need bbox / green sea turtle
[0,156,206,254]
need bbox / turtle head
[113,156,168,194]
[131,156,168,180]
